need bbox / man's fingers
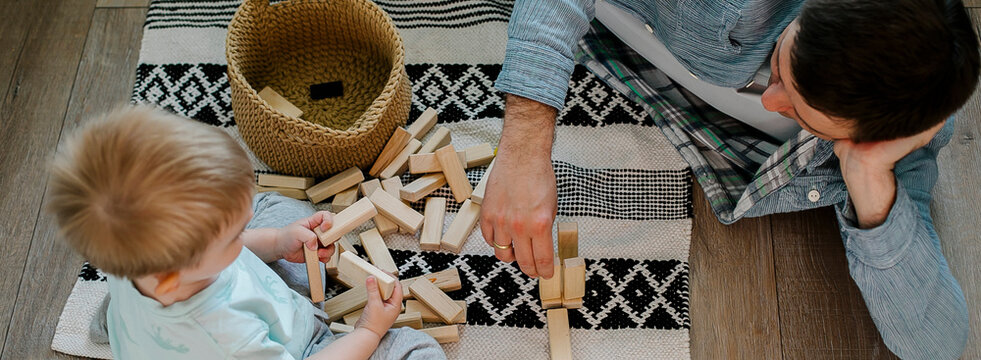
[532,233,555,279]
[480,215,495,247]
[512,236,538,278]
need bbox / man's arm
[486,0,594,278]
[832,122,969,359]
[481,95,558,278]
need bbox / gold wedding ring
[492,242,512,250]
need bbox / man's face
[761,20,854,141]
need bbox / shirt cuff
[494,38,576,111]
[836,184,920,269]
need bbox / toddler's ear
[154,272,181,296]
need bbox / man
[480,0,979,358]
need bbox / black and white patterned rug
[53,1,693,358]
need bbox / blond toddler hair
[48,105,255,278]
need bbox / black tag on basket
[310,81,343,100]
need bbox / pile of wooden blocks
[252,105,501,344]
[539,222,585,360]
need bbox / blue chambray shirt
[497,1,970,358]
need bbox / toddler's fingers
[364,276,382,304]
[318,211,334,232]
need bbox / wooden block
[562,257,585,300]
[369,127,412,177]
[323,285,368,322]
[325,249,340,276]
[401,267,463,299]
[393,311,424,329]
[464,143,495,168]
[408,150,466,174]
[378,138,422,179]
[331,272,357,288]
[405,300,467,324]
[329,322,354,334]
[256,185,308,200]
[557,222,579,261]
[304,246,325,303]
[339,252,397,300]
[381,177,414,234]
[547,308,573,360]
[343,308,364,325]
[406,107,438,140]
[258,86,302,118]
[436,145,473,202]
[400,173,447,202]
[420,197,446,251]
[306,167,365,204]
[420,325,460,344]
[336,236,358,255]
[542,297,563,309]
[409,279,463,324]
[368,189,424,233]
[539,256,562,301]
[360,228,398,275]
[417,126,451,154]
[314,197,377,246]
[562,297,583,309]
[440,199,480,253]
[358,179,399,236]
[331,185,359,213]
[469,159,494,204]
[257,173,315,189]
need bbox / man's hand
[834,121,945,228]
[276,211,335,263]
[354,277,403,338]
[480,95,559,279]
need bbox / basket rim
[225,0,407,139]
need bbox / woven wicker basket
[226,0,411,178]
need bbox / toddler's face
[179,202,254,283]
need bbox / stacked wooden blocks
[541,222,584,360]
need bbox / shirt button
[645,24,654,33]
[807,189,821,203]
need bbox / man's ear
[153,272,181,296]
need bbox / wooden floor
[0,1,977,358]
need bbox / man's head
[761,0,979,142]
[48,106,255,280]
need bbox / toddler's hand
[354,276,403,338]
[278,211,335,263]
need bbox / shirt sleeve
[494,0,596,110]
[832,126,969,359]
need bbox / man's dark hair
[792,0,979,142]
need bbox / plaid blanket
[52,1,693,359]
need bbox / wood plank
[400,173,447,202]
[258,86,303,118]
[359,228,398,275]
[561,257,585,300]
[314,197,377,246]
[330,185,359,213]
[688,182,781,359]
[420,197,446,251]
[257,173,314,189]
[408,279,463,324]
[417,126,451,154]
[932,17,981,357]
[436,145,472,202]
[557,222,578,260]
[339,252,397,300]
[378,138,421,179]
[369,127,412,176]
[470,159,494,204]
[965,0,981,8]
[323,285,368,322]
[546,308,572,360]
[440,199,480,253]
[0,5,136,359]
[256,185,308,200]
[0,0,43,112]
[406,107,437,140]
[407,150,465,174]
[405,300,467,324]
[420,325,460,344]
[368,189,424,233]
[400,267,463,299]
[770,208,898,359]
[359,179,399,236]
[463,143,495,168]
[306,167,364,204]
[304,246,325,303]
